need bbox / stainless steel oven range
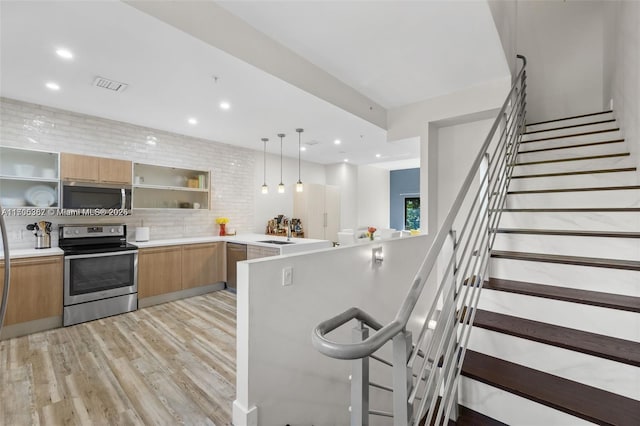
[59,224,138,326]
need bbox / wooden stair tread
[523,119,616,135]
[512,152,630,166]
[521,128,619,144]
[450,405,507,426]
[484,277,640,313]
[495,228,640,239]
[462,350,640,425]
[508,185,640,195]
[491,250,640,271]
[498,207,640,212]
[473,309,640,366]
[518,138,624,154]
[511,167,636,179]
[526,110,613,127]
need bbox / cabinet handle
[324,212,327,228]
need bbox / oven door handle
[121,188,126,210]
[65,250,138,260]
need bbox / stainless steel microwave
[62,181,132,211]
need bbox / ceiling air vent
[93,76,128,93]
[305,140,321,146]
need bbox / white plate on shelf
[25,185,57,207]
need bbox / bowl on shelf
[14,164,35,177]
[0,197,26,207]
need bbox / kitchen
[0,1,412,424]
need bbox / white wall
[233,235,434,425]
[357,165,390,229]
[516,1,605,123]
[488,0,518,78]
[252,152,326,233]
[326,162,358,231]
[604,0,640,177]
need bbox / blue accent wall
[390,168,420,230]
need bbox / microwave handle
[121,188,126,209]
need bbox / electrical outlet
[282,266,293,286]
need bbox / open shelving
[132,162,210,210]
[0,146,59,208]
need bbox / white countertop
[0,234,332,260]
[0,247,64,260]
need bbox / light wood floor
[0,290,237,425]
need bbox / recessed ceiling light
[376,154,381,158]
[344,158,349,162]
[56,48,73,59]
[188,118,198,125]
[219,101,231,110]
[334,139,341,145]
[300,146,307,152]
[45,82,60,91]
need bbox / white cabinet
[294,183,340,242]
[0,146,59,208]
[132,162,210,210]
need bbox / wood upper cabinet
[61,153,131,184]
[60,153,100,182]
[0,256,63,325]
[181,242,225,289]
[99,157,132,184]
[138,246,182,298]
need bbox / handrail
[312,55,527,359]
[0,201,12,332]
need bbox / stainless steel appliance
[62,182,131,211]
[0,201,10,333]
[226,243,246,291]
[59,224,138,326]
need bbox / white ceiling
[0,0,507,168]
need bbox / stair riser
[459,377,592,425]
[521,122,618,141]
[493,234,640,261]
[498,211,640,232]
[489,257,640,297]
[506,189,640,208]
[512,155,632,175]
[508,171,637,191]
[525,112,615,133]
[467,328,640,400]
[516,141,627,162]
[476,288,640,341]
[518,130,622,150]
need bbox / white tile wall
[0,97,256,249]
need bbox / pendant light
[277,133,285,193]
[295,128,304,192]
[261,138,269,194]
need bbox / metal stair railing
[312,55,527,425]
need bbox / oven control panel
[60,225,125,239]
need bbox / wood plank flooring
[0,290,237,425]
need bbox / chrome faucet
[287,221,292,241]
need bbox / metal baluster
[392,330,412,425]
[351,323,369,426]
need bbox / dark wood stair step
[508,185,640,195]
[523,118,616,135]
[491,250,640,271]
[512,152,629,166]
[484,277,640,313]
[462,350,640,425]
[511,167,636,179]
[526,110,613,127]
[472,309,640,366]
[517,138,624,155]
[420,399,507,426]
[495,228,640,239]
[521,128,619,144]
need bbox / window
[404,197,420,230]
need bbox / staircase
[461,111,640,425]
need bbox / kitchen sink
[258,240,295,245]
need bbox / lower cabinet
[182,243,225,289]
[138,242,225,299]
[0,256,63,325]
[247,245,280,260]
[138,246,182,298]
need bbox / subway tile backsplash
[1,97,255,249]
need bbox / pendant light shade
[296,128,304,192]
[261,137,268,194]
[277,133,285,194]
